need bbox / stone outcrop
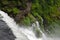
[0,20,16,40]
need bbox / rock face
[0,20,16,40]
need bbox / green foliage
[23,16,31,25]
[28,14,36,23]
[6,8,12,12]
[0,0,27,15]
[31,0,60,33]
[0,0,60,32]
[12,8,20,15]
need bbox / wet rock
[0,20,16,40]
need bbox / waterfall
[0,10,59,40]
[0,10,28,40]
[31,21,48,40]
[0,10,43,40]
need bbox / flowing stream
[0,10,60,40]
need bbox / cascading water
[0,10,60,40]
[0,10,28,40]
[0,10,43,40]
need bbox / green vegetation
[0,0,60,33]
[31,0,60,33]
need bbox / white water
[0,10,43,40]
[0,10,59,40]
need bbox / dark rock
[0,20,16,40]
